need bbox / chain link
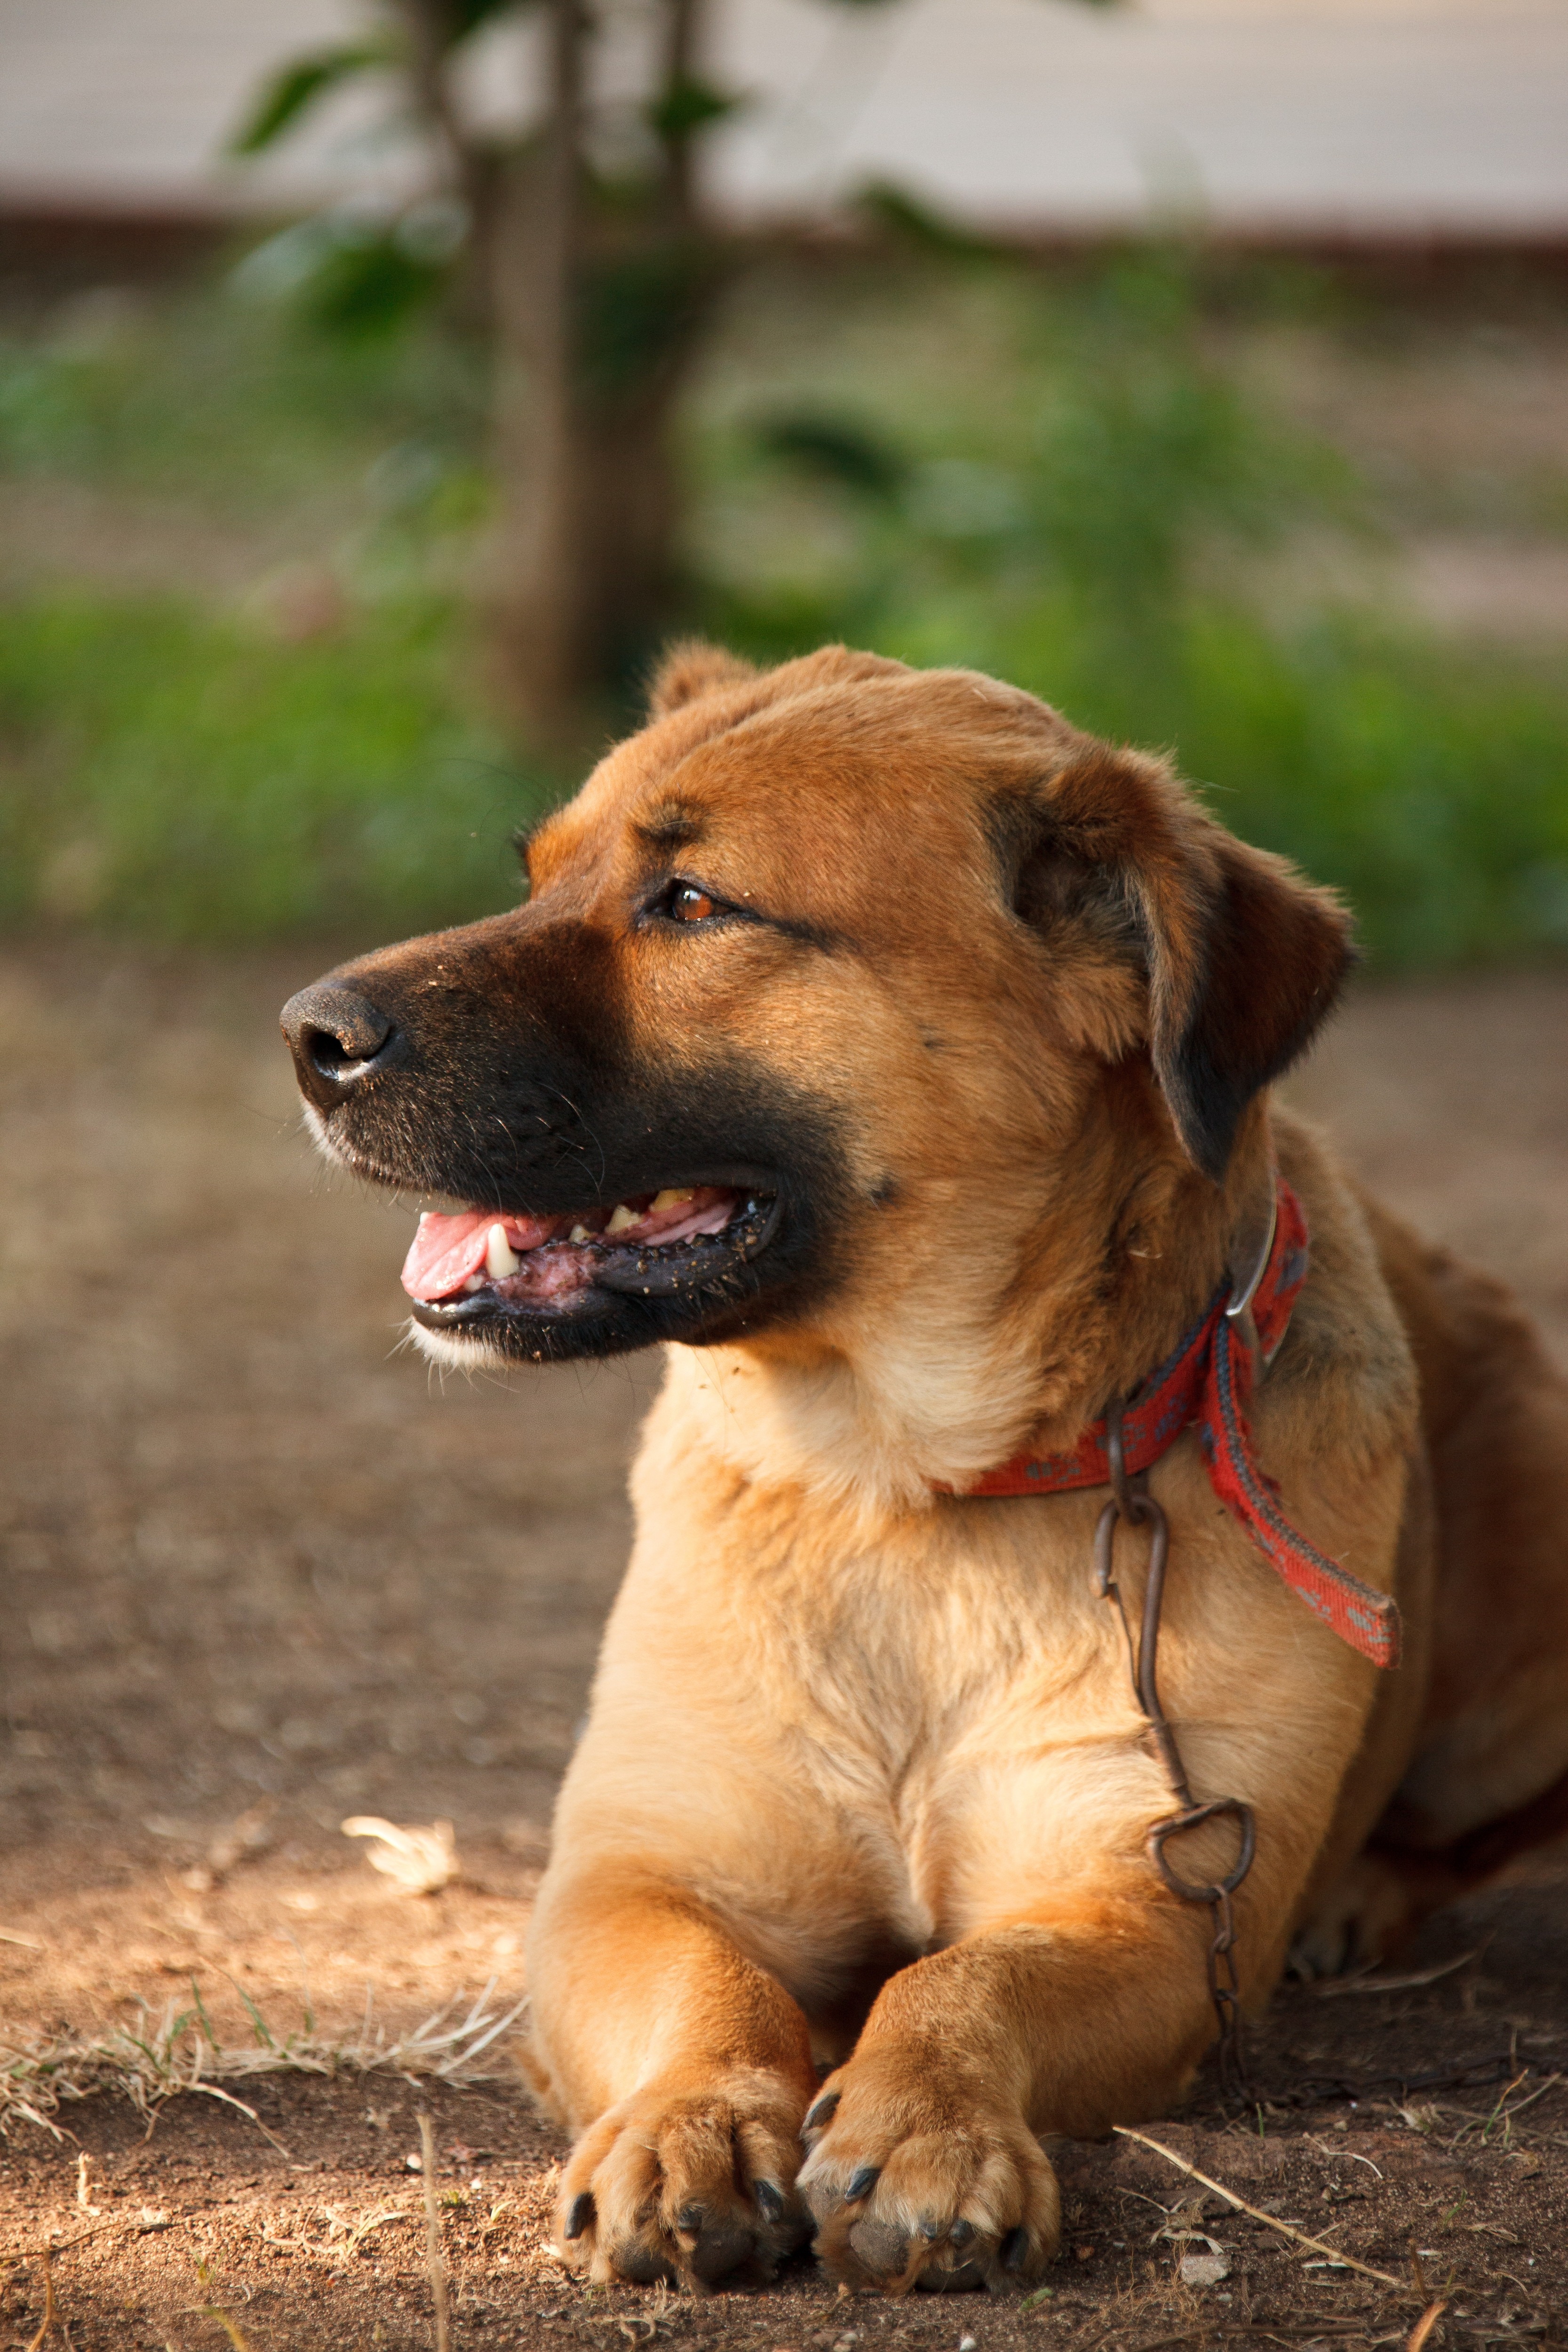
[1095,1402,1256,2103]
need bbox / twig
[1313,1952,1478,1999]
[198,2307,255,2352]
[1306,2133,1383,2177]
[0,2223,125,2263]
[23,2248,56,2352]
[1130,2329,1364,2351]
[261,2209,412,2265]
[189,2254,255,2347]
[1111,2127,1410,2294]
[1481,2073,1560,2137]
[182,2078,294,2161]
[1406,2298,1447,2352]
[419,2111,451,2352]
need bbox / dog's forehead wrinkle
[632,799,705,851]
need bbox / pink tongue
[401,1209,557,1302]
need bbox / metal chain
[1094,1402,1257,2104]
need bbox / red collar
[954,1176,1401,1669]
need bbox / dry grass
[0,1977,529,2145]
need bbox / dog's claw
[799,2057,1059,2298]
[554,2080,810,2289]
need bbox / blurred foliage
[228,41,394,156]
[0,282,485,509]
[0,596,541,940]
[696,245,1568,967]
[0,243,1565,961]
[232,205,470,342]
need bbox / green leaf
[756,409,908,501]
[190,1978,220,2052]
[450,0,541,35]
[648,75,746,144]
[303,230,452,339]
[231,1983,277,2050]
[228,43,390,156]
[854,178,1003,259]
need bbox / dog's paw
[1289,1853,1434,1981]
[553,2070,809,2289]
[797,2051,1060,2294]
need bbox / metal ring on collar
[1146,1796,1257,1904]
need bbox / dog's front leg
[799,1896,1216,2292]
[525,1867,820,2288]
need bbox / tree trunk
[486,0,720,745]
[487,0,594,741]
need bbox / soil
[1,940,1566,2352]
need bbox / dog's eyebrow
[769,913,843,953]
[633,804,705,852]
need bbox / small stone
[1178,2252,1231,2288]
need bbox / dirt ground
[2,941,1567,2351]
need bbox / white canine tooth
[650,1188,695,1212]
[485,1222,519,1279]
[569,1223,593,1245]
[605,1203,640,1235]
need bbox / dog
[281,643,1568,2297]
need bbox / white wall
[0,0,1564,236]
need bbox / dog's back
[1375,1201,1568,1855]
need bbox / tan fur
[363,645,1568,2294]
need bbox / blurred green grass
[0,286,539,942]
[0,594,532,940]
[1,248,1566,963]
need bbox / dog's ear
[1022,739,1355,1182]
[646,640,758,719]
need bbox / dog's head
[282,645,1350,1490]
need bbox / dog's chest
[630,1475,1132,1795]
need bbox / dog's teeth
[650,1187,695,1212]
[569,1223,593,1245]
[462,1273,485,1293]
[605,1203,640,1235]
[485,1222,519,1278]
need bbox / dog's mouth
[402,1184,779,1335]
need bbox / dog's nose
[280,983,404,1109]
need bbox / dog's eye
[668,882,716,923]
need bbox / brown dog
[281,644,1568,2297]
